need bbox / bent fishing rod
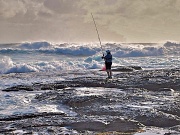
[91,13,104,56]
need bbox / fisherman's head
[106,50,110,54]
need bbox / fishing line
[91,13,104,55]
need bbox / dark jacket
[103,53,112,63]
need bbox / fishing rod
[91,13,104,56]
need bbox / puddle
[0,90,76,117]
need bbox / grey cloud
[1,0,180,43]
[0,0,53,21]
[44,0,79,14]
[0,0,27,18]
[79,0,180,42]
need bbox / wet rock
[0,68,180,134]
[2,83,68,92]
[2,85,33,92]
[0,112,65,121]
[67,119,143,133]
[105,66,143,72]
[2,68,179,92]
[129,66,142,70]
[64,95,101,107]
[54,83,67,89]
[158,88,175,92]
[40,85,54,90]
[160,105,180,117]
[135,114,180,127]
[0,128,16,134]
[35,90,76,102]
[35,91,60,101]
[170,125,180,132]
[68,121,106,132]
[35,83,67,90]
[112,66,134,72]
[164,133,171,135]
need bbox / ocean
[1,41,179,73]
[0,41,179,90]
[0,41,179,134]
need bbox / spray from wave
[0,41,179,74]
[0,56,37,74]
[0,41,179,56]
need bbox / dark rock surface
[0,68,180,134]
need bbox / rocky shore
[0,67,179,134]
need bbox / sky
[1,0,180,43]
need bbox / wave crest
[0,56,37,74]
[19,41,51,49]
[0,41,179,57]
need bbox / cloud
[44,0,80,14]
[1,0,180,43]
[0,0,26,18]
[78,0,180,42]
[0,0,53,21]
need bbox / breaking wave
[0,41,179,57]
[0,41,179,74]
[0,56,38,74]
[20,42,51,49]
[0,56,102,74]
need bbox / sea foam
[0,41,179,74]
[0,56,37,74]
[0,56,14,74]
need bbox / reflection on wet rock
[67,119,144,133]
[0,68,179,134]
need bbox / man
[102,50,112,79]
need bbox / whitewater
[0,41,179,74]
[0,41,179,89]
[0,41,179,134]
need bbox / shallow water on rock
[0,68,179,134]
[0,90,76,118]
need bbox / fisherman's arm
[101,54,105,59]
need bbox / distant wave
[38,46,99,56]
[0,48,30,54]
[0,42,99,56]
[0,41,179,57]
[113,46,165,57]
[164,41,180,47]
[19,41,51,49]
[0,41,179,74]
